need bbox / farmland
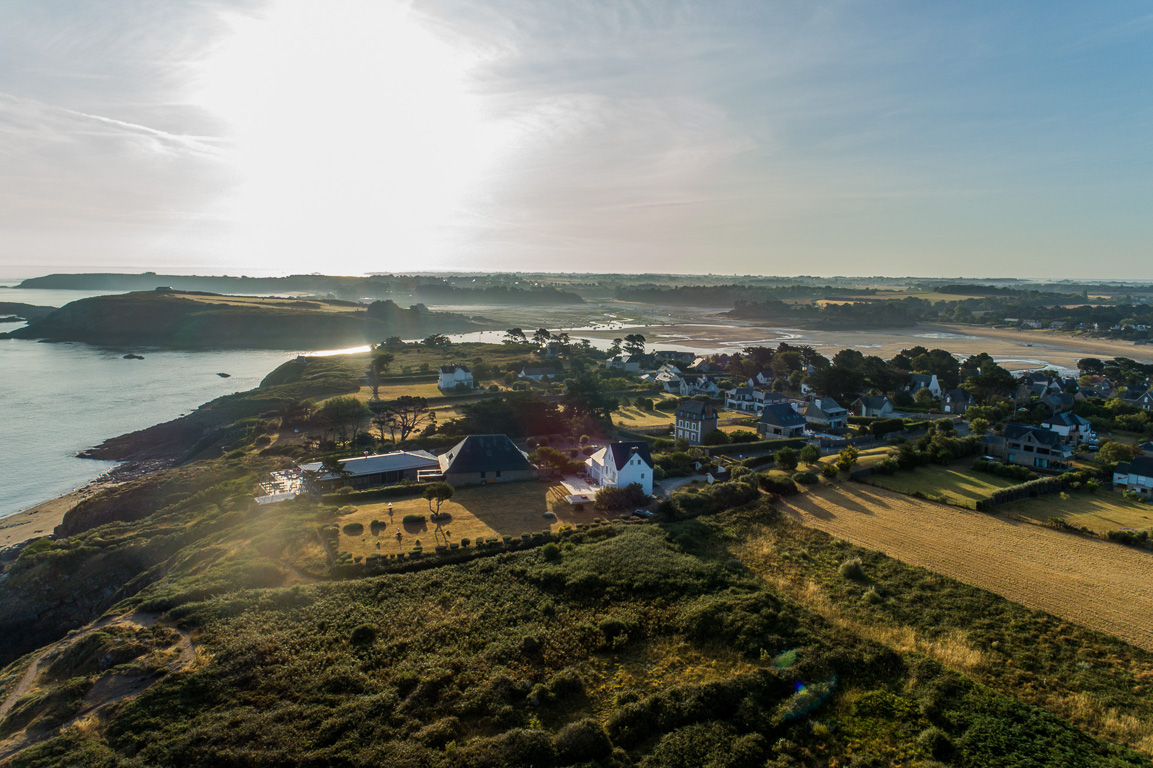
[1003,490,1153,534]
[862,462,1018,508]
[776,483,1153,652]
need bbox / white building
[586,442,655,496]
[438,365,474,390]
[1114,456,1153,499]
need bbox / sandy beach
[0,490,86,550]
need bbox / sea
[0,282,299,518]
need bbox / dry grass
[777,483,1153,652]
[612,406,673,428]
[1005,491,1153,534]
[335,481,632,557]
[863,463,1017,508]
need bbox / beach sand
[0,491,85,550]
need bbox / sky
[0,0,1151,279]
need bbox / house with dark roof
[437,434,536,486]
[804,397,848,432]
[908,373,942,397]
[1040,412,1094,444]
[437,365,473,390]
[679,375,722,398]
[674,401,718,445]
[585,441,655,495]
[727,387,788,413]
[942,387,973,414]
[299,450,440,491]
[1136,389,1153,411]
[518,367,561,381]
[1137,441,1153,457]
[851,395,894,419]
[1000,423,1073,471]
[1114,455,1153,499]
[758,403,807,438]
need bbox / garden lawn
[1002,490,1153,534]
[862,462,1017,509]
[612,406,673,428]
[335,481,633,558]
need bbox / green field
[863,463,1017,509]
[1003,490,1153,534]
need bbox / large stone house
[438,435,537,486]
[942,387,973,414]
[998,423,1073,471]
[586,441,655,496]
[674,401,718,445]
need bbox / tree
[606,338,623,357]
[303,454,352,490]
[774,447,799,471]
[808,365,864,403]
[836,446,860,472]
[623,333,646,355]
[423,482,455,518]
[532,328,552,346]
[914,388,935,407]
[318,396,371,446]
[1098,441,1136,464]
[366,350,394,400]
[381,396,436,441]
[968,417,989,435]
[799,444,821,465]
[701,429,730,446]
[504,328,528,345]
[383,336,405,349]
[422,334,450,347]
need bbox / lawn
[335,480,634,558]
[612,406,673,429]
[862,462,1017,509]
[1003,491,1153,534]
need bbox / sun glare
[192,0,510,272]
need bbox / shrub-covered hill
[2,291,485,350]
[3,516,1150,767]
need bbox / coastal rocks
[123,353,145,360]
[216,372,231,377]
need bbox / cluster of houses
[298,434,656,498]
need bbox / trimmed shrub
[553,719,613,764]
[792,471,819,486]
[402,513,426,525]
[758,473,799,497]
[839,557,865,581]
[349,623,377,646]
[341,522,364,535]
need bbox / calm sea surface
[0,283,297,518]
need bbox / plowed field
[778,483,1153,651]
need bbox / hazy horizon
[2,1,1151,279]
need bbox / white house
[804,398,848,431]
[437,365,474,390]
[586,441,654,496]
[908,374,942,398]
[1040,412,1094,444]
[519,367,560,381]
[1114,456,1153,499]
[679,375,722,398]
[851,395,895,419]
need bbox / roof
[811,397,847,414]
[1117,456,1153,478]
[602,441,654,470]
[1042,412,1090,428]
[675,400,716,420]
[520,367,559,376]
[944,388,970,401]
[910,373,936,386]
[299,450,438,480]
[439,364,471,374]
[760,403,807,428]
[439,435,534,474]
[1003,423,1061,446]
[855,395,892,409]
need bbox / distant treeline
[614,283,869,305]
[16,273,584,305]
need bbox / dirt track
[779,484,1153,652]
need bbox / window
[496,471,501,478]
[480,471,486,478]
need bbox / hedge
[322,482,434,503]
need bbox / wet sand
[581,319,1153,370]
[0,491,84,550]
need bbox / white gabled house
[586,441,655,496]
[1040,412,1094,444]
[679,375,721,398]
[437,365,474,390]
[908,373,942,398]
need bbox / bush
[774,447,799,471]
[918,726,953,759]
[594,483,649,511]
[820,463,840,478]
[349,623,377,646]
[971,458,1036,482]
[402,513,426,525]
[757,473,798,497]
[728,429,759,443]
[541,542,561,561]
[792,471,819,486]
[341,522,363,535]
[839,557,865,581]
[1106,529,1150,546]
[702,429,731,446]
[553,718,613,764]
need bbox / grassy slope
[2,501,1150,767]
[1004,491,1153,534]
[863,463,1018,509]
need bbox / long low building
[1114,456,1153,499]
[299,450,439,490]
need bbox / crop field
[1004,491,1153,534]
[777,483,1153,652]
[335,481,632,558]
[862,463,1017,508]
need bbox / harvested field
[778,483,1153,652]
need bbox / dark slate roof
[439,365,470,374]
[439,435,534,474]
[910,373,935,386]
[607,441,654,470]
[855,395,892,410]
[675,400,716,420]
[1118,456,1153,478]
[1003,423,1061,446]
[944,387,970,402]
[760,403,807,428]
[1043,412,1089,428]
